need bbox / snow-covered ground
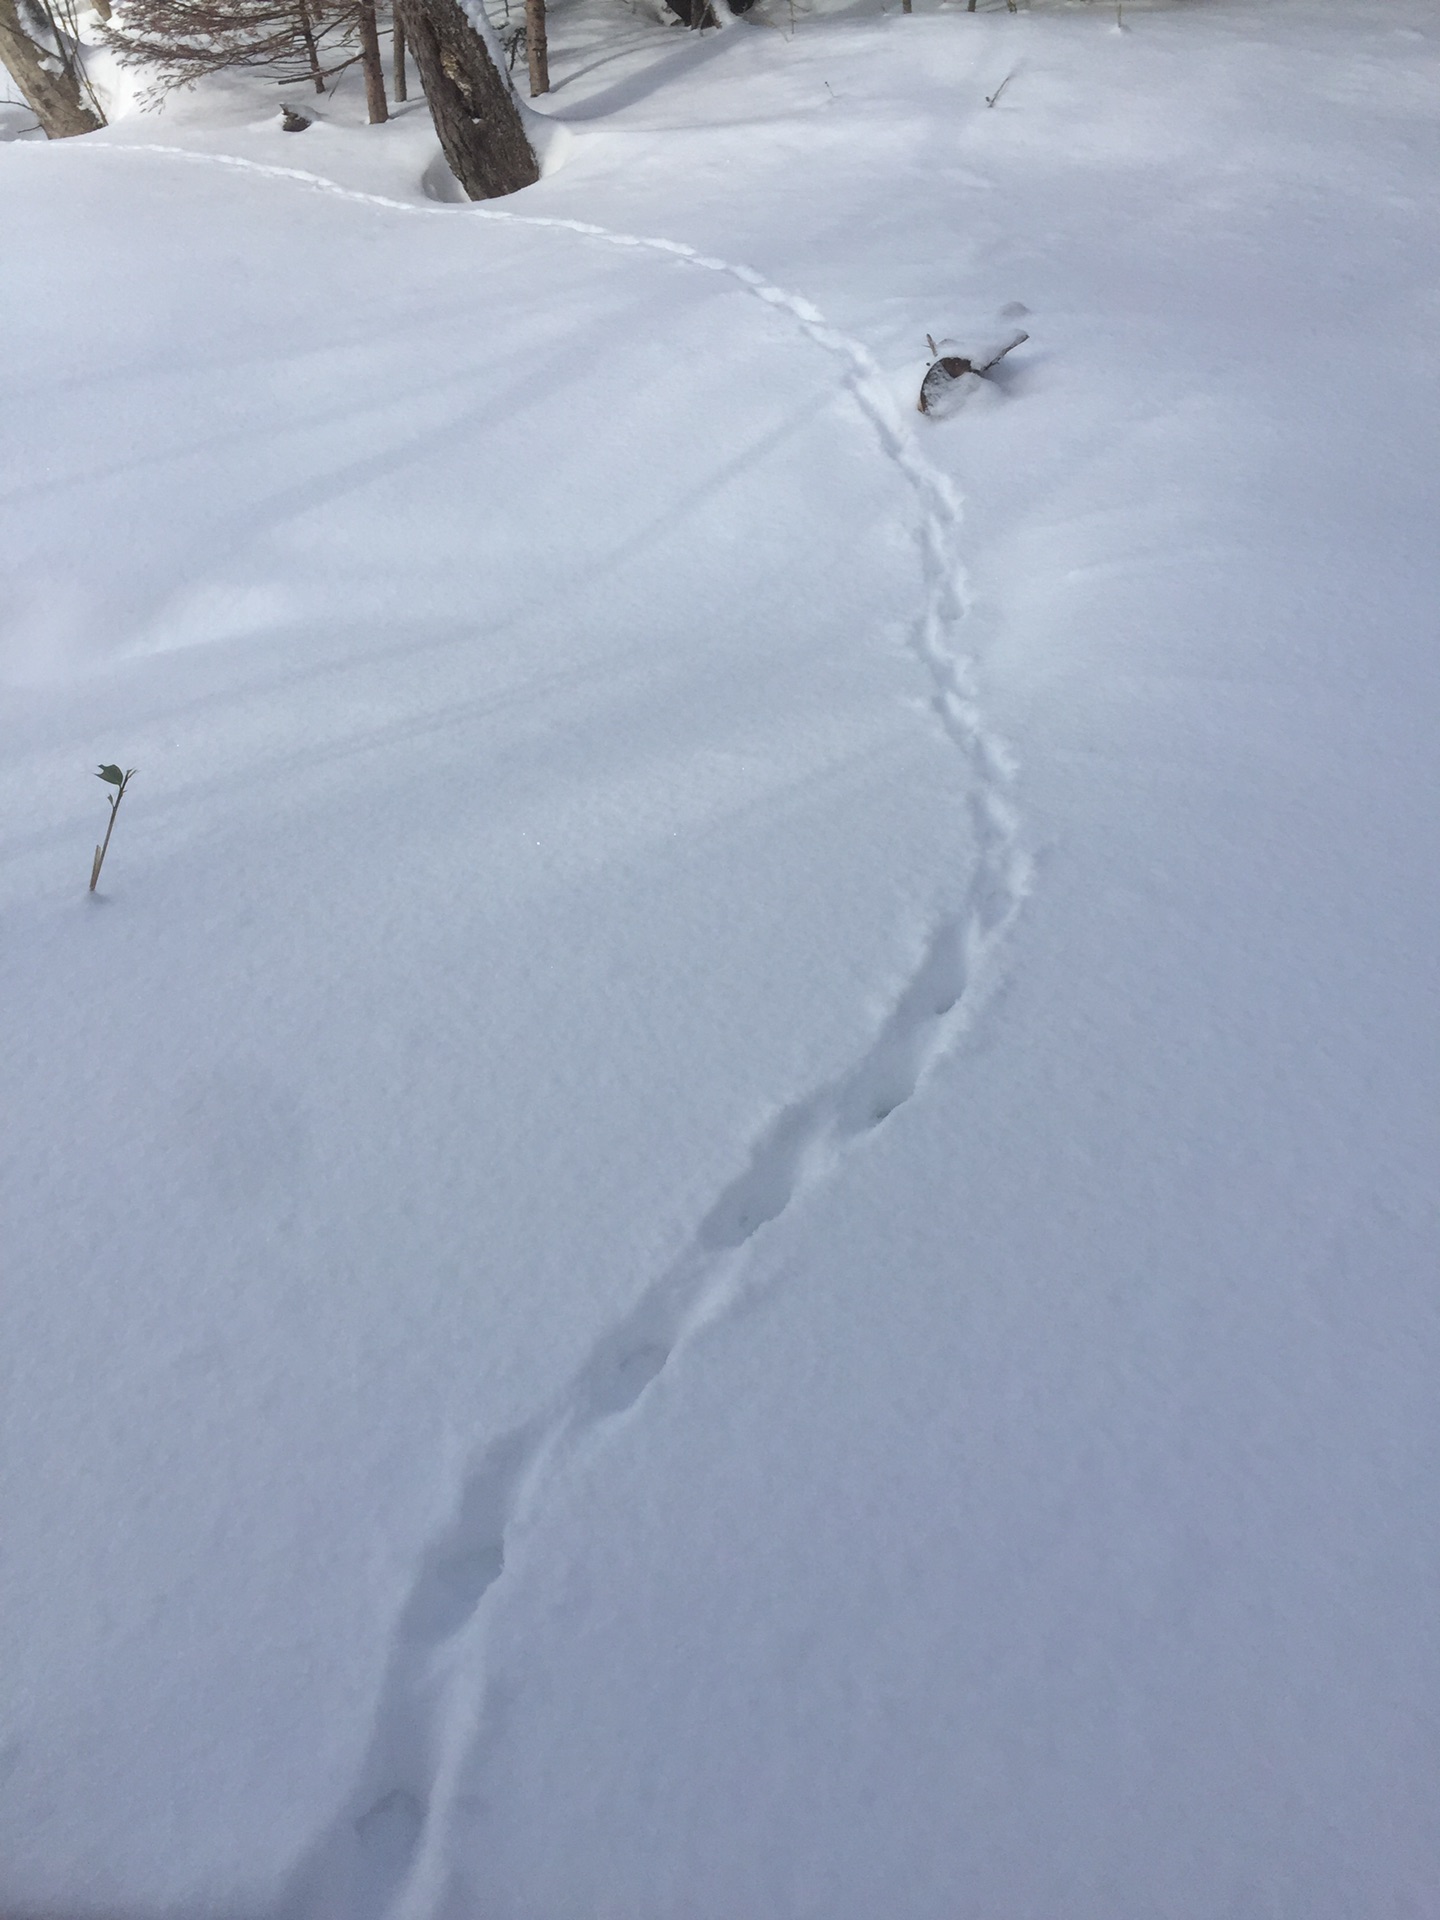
[3,2,1438,1914]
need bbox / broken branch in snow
[917,327,1028,415]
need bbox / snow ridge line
[81,142,1031,1920]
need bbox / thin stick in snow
[89,764,135,893]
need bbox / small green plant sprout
[89,764,135,892]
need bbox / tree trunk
[356,0,388,120]
[392,10,406,100]
[523,0,546,97]
[398,0,537,200]
[665,0,716,25]
[0,0,104,134]
[296,0,325,90]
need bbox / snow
[3,1,1439,1915]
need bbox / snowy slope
[3,2,1439,1916]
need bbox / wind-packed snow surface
[3,2,1439,1914]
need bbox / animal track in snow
[82,143,1032,1920]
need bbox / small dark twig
[278,51,361,81]
[500,22,525,72]
[89,765,135,892]
[985,69,1014,107]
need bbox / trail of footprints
[286,875,1020,1920]
[99,147,1029,1920]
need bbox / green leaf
[96,764,125,786]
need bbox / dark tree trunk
[398,0,537,199]
[665,0,716,25]
[296,0,325,89]
[523,0,546,96]
[356,0,388,119]
[0,0,104,135]
[392,10,406,99]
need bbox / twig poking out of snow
[89,763,135,893]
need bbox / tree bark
[356,0,388,120]
[392,10,406,99]
[0,0,104,134]
[523,0,546,97]
[296,0,325,89]
[398,0,537,199]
